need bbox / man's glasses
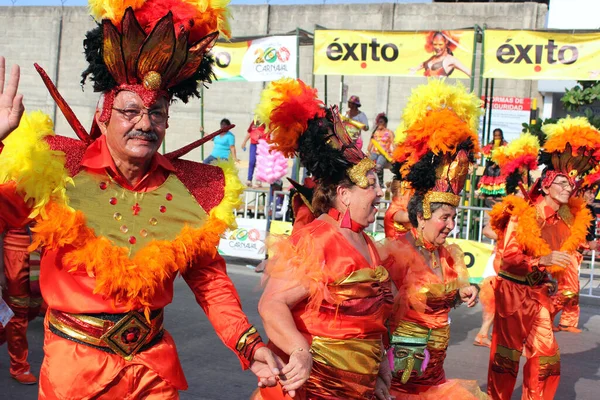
[552,181,573,191]
[112,107,169,125]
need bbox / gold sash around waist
[393,320,450,350]
[310,336,383,376]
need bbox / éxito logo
[496,39,579,69]
[326,38,399,68]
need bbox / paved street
[2,260,600,399]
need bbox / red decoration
[166,193,173,201]
[132,203,141,215]
[99,182,107,190]
[159,205,167,213]
[129,236,137,245]
[109,197,117,205]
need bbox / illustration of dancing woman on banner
[411,31,471,78]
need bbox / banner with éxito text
[483,29,600,80]
[314,29,474,78]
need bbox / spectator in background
[203,118,239,164]
[343,95,369,150]
[367,113,393,186]
[241,119,266,188]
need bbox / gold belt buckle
[100,311,153,360]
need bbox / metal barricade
[238,188,269,220]
[251,188,600,299]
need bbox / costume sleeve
[0,182,31,233]
[181,253,264,370]
[500,216,541,274]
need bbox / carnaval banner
[210,35,298,82]
[446,238,494,284]
[483,29,600,80]
[313,29,474,78]
[218,218,267,260]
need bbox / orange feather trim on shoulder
[489,195,591,275]
[29,165,243,320]
[31,201,228,319]
[264,232,342,313]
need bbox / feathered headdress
[34,0,230,143]
[539,116,600,189]
[393,80,482,218]
[256,78,375,188]
[491,133,540,195]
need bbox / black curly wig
[80,24,214,103]
[405,138,477,195]
[296,108,354,186]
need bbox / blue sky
[0,0,430,6]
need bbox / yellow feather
[88,0,147,22]
[491,133,540,166]
[400,79,483,136]
[212,158,244,229]
[0,111,72,218]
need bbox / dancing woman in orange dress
[383,80,485,399]
[252,79,394,400]
[487,117,600,400]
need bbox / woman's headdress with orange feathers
[255,78,375,188]
[393,79,482,218]
[491,133,540,195]
[538,116,600,190]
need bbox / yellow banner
[446,238,494,283]
[314,29,474,78]
[484,30,600,80]
[210,35,298,82]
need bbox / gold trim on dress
[333,266,389,285]
[539,351,561,366]
[6,296,31,308]
[392,320,450,351]
[310,336,382,375]
[495,344,522,362]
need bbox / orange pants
[0,229,40,377]
[551,262,580,328]
[488,282,560,400]
[39,364,179,400]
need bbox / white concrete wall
[0,2,547,181]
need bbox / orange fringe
[395,108,480,174]
[380,239,469,323]
[489,195,591,275]
[264,233,343,312]
[31,201,228,319]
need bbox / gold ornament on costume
[347,158,377,188]
[143,71,162,91]
[422,192,461,219]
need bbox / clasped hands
[250,346,313,398]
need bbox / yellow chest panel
[67,171,208,256]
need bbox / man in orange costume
[487,118,599,400]
[0,228,42,384]
[0,1,281,398]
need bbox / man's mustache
[126,130,159,141]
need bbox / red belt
[48,309,164,360]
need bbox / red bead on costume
[132,203,141,215]
[129,236,137,245]
[166,193,173,201]
[159,206,167,213]
[109,197,117,205]
[99,182,107,190]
